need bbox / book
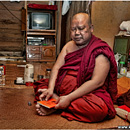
[37,98,57,109]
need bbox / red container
[25,82,33,86]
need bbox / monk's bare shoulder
[53,41,75,68]
[64,40,79,54]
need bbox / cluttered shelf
[27,29,56,36]
[25,3,58,62]
[0,61,54,88]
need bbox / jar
[45,68,51,79]
[24,64,34,83]
[120,61,127,76]
[120,67,127,76]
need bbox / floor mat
[0,88,129,129]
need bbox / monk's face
[70,14,93,46]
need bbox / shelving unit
[25,3,57,62]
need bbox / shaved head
[72,13,92,27]
[70,12,93,47]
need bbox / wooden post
[21,7,26,31]
[56,1,62,56]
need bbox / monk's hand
[54,96,71,109]
[38,88,53,101]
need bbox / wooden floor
[0,61,54,88]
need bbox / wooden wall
[0,1,25,52]
[2,1,129,57]
[0,1,49,55]
[91,1,130,49]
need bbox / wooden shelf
[27,31,56,36]
[26,3,57,62]
[28,29,56,32]
[27,29,56,36]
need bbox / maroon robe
[33,35,117,122]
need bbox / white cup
[16,77,23,83]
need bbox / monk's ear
[90,25,94,33]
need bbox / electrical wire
[86,0,92,14]
[0,1,26,25]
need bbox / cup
[16,77,23,83]
[26,82,33,86]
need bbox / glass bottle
[45,68,51,79]
[0,64,5,85]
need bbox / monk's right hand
[38,88,53,101]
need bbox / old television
[30,12,52,30]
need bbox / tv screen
[31,12,52,30]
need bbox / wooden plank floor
[0,61,54,88]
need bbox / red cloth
[54,35,117,119]
[55,35,117,101]
[33,70,108,122]
[33,35,117,122]
[33,79,49,103]
[58,70,108,122]
[62,94,108,122]
[118,105,130,112]
[28,4,58,11]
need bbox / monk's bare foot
[36,90,59,116]
[36,103,56,116]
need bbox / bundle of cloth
[119,21,130,35]
[116,89,130,122]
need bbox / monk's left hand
[54,95,71,109]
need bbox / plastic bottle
[120,61,127,76]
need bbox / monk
[33,13,117,122]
